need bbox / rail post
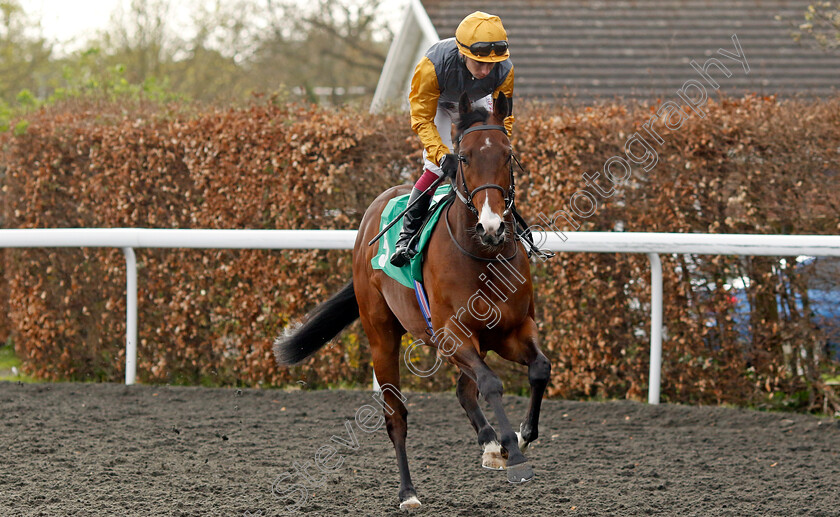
[647,253,663,404]
[122,247,138,385]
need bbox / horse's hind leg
[358,295,419,509]
[456,372,505,470]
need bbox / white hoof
[516,431,529,452]
[399,495,422,510]
[482,441,506,470]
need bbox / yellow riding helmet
[455,11,510,63]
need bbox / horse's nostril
[481,234,505,247]
[475,223,485,235]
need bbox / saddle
[371,184,549,290]
[371,185,455,289]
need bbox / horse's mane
[455,107,490,139]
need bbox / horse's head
[453,91,514,249]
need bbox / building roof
[377,0,840,105]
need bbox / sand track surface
[1,381,839,516]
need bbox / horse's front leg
[456,371,505,470]
[450,343,534,483]
[499,318,551,451]
[519,349,550,448]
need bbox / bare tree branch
[303,17,388,64]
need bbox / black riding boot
[389,188,432,267]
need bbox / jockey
[389,11,514,267]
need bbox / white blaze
[478,195,502,236]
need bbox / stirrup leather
[511,206,554,260]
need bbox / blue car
[728,257,840,361]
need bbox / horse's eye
[459,155,469,166]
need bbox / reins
[444,202,518,262]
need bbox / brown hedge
[1,95,838,412]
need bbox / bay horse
[274,92,551,510]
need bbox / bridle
[445,123,526,262]
[452,124,516,218]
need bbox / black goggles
[457,39,508,57]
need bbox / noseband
[453,124,516,218]
[446,123,526,262]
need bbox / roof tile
[421,0,840,101]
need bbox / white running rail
[2,229,839,404]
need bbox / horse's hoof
[399,495,422,510]
[516,431,529,452]
[482,451,506,470]
[506,461,534,483]
[482,441,506,470]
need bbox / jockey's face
[464,57,495,80]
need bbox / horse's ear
[494,93,510,121]
[458,91,472,118]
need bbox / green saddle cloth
[371,184,453,289]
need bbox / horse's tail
[273,279,359,365]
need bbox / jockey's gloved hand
[439,154,459,179]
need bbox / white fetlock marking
[482,441,506,470]
[516,431,529,451]
[399,496,421,510]
[483,441,501,454]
